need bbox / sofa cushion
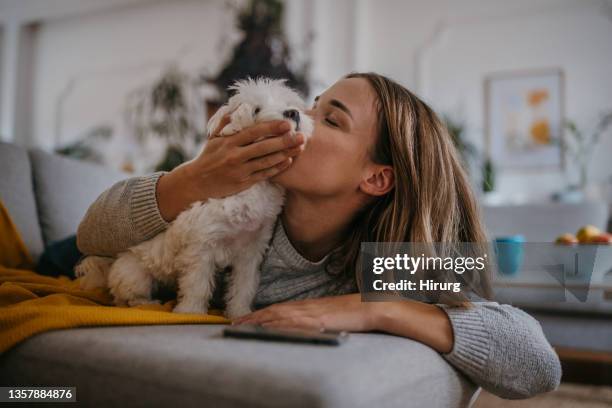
[0,325,476,408]
[28,149,125,245]
[0,142,45,260]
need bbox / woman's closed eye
[325,117,339,127]
[311,97,345,129]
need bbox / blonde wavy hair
[327,72,493,305]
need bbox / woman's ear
[360,165,394,197]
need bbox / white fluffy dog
[76,78,313,318]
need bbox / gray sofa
[0,142,478,407]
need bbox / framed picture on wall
[484,68,564,170]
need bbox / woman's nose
[283,109,300,125]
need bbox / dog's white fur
[76,78,313,318]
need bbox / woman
[77,72,561,399]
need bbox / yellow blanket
[0,201,229,354]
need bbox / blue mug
[494,235,525,276]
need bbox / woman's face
[273,77,380,198]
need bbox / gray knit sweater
[76,172,562,399]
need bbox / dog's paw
[174,301,208,315]
[75,256,112,290]
[74,262,86,278]
[79,273,105,291]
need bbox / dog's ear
[207,105,231,138]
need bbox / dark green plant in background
[76,0,310,173]
[443,115,478,171]
[481,158,495,193]
[203,0,310,101]
[125,67,205,172]
[124,0,311,172]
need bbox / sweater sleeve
[437,302,562,399]
[76,172,169,256]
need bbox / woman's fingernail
[279,122,291,132]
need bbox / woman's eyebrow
[329,99,353,119]
[314,95,353,119]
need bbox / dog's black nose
[283,109,300,126]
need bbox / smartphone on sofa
[223,324,349,345]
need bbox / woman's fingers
[232,304,281,324]
[231,121,291,146]
[211,115,231,138]
[232,302,311,325]
[262,317,323,331]
[239,132,304,162]
[245,158,293,183]
[243,146,301,174]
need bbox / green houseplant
[202,0,310,105]
[563,111,612,189]
[124,66,205,172]
[443,115,496,193]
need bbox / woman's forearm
[372,300,454,353]
[78,121,303,255]
[157,162,207,222]
[76,173,169,256]
[373,300,561,398]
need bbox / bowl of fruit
[555,225,612,246]
[555,225,612,286]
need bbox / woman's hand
[232,294,379,332]
[232,293,455,353]
[157,116,305,221]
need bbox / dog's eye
[253,107,261,116]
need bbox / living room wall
[2,0,611,202]
[29,0,236,151]
[359,0,612,201]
